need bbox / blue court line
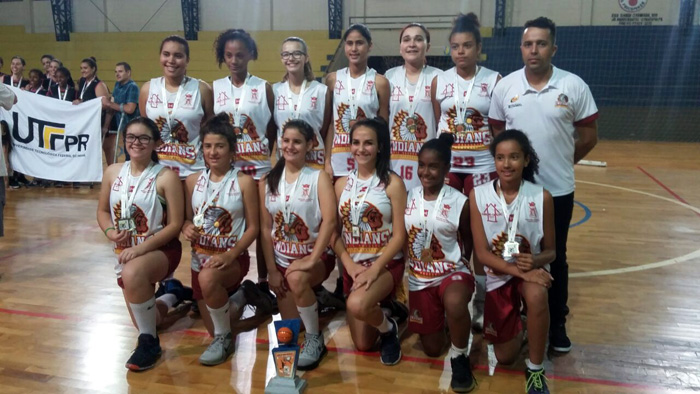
[570,200,592,228]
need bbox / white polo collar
[519,65,561,95]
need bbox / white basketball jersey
[331,67,379,176]
[273,80,327,169]
[386,65,442,190]
[109,162,166,254]
[213,75,272,179]
[473,180,544,291]
[190,169,246,272]
[265,168,322,268]
[404,185,470,290]
[338,171,401,265]
[436,66,499,174]
[145,77,205,178]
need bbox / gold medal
[421,248,433,263]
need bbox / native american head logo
[407,225,446,261]
[155,116,189,143]
[392,110,428,141]
[226,112,259,142]
[113,201,149,233]
[273,212,310,242]
[339,200,383,233]
[446,106,485,133]
[335,103,367,134]
[197,206,233,236]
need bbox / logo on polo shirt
[508,95,522,108]
[555,93,570,108]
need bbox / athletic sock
[297,302,320,336]
[375,314,392,334]
[207,303,232,336]
[130,297,157,337]
[156,293,178,309]
[526,358,543,371]
[228,288,247,311]
[450,343,469,359]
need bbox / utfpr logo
[11,113,89,151]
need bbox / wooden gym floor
[1,140,699,393]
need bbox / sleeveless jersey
[435,66,499,174]
[264,167,322,268]
[213,75,272,179]
[473,180,544,291]
[78,76,101,101]
[386,65,442,190]
[330,67,379,176]
[338,170,401,265]
[404,185,470,290]
[109,162,166,256]
[190,169,246,272]
[146,77,205,178]
[272,80,327,169]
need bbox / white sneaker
[199,332,234,366]
[297,332,327,371]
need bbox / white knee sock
[297,302,320,336]
[228,288,247,312]
[375,314,392,333]
[156,293,178,309]
[450,343,469,359]
[206,303,231,336]
[130,297,157,337]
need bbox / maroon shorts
[446,170,498,196]
[275,252,335,287]
[408,271,475,335]
[191,252,251,301]
[117,238,182,289]
[343,257,406,298]
[483,278,524,344]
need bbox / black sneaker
[315,285,345,315]
[386,299,409,326]
[256,281,278,314]
[549,323,572,353]
[16,173,29,186]
[8,177,20,189]
[525,368,549,394]
[450,354,476,393]
[240,280,274,316]
[379,317,401,365]
[163,278,194,307]
[332,276,344,299]
[125,334,162,371]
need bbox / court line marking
[0,306,679,391]
[571,180,700,278]
[570,200,592,228]
[637,166,700,217]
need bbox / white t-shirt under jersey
[386,65,442,190]
[435,66,499,174]
[273,80,327,169]
[473,180,545,292]
[488,66,599,196]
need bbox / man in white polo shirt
[489,17,598,354]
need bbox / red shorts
[408,271,475,335]
[343,258,406,298]
[117,238,182,289]
[483,278,524,344]
[275,252,335,287]
[191,252,251,301]
[446,171,498,196]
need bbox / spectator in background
[102,62,140,163]
[2,56,29,89]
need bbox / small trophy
[265,318,307,394]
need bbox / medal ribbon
[160,76,186,133]
[345,68,368,120]
[196,168,236,218]
[350,170,377,228]
[418,186,447,251]
[80,77,95,100]
[454,66,480,129]
[280,166,304,225]
[403,65,426,117]
[231,74,250,127]
[497,180,524,244]
[120,162,155,220]
[287,79,308,119]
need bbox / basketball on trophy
[277,327,293,345]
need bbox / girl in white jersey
[432,13,501,195]
[97,118,185,372]
[181,113,267,366]
[325,24,390,178]
[139,35,215,179]
[432,13,502,329]
[260,119,337,371]
[386,24,441,190]
[332,118,407,366]
[273,37,332,170]
[405,133,476,393]
[469,130,555,394]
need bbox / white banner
[0,87,103,182]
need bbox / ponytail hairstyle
[214,29,258,67]
[450,12,482,46]
[349,117,392,186]
[267,119,315,195]
[281,36,315,82]
[125,117,162,163]
[343,23,372,44]
[489,129,540,183]
[81,56,97,73]
[160,35,190,59]
[199,112,237,158]
[418,132,454,169]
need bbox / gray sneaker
[199,332,234,366]
[297,332,327,371]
